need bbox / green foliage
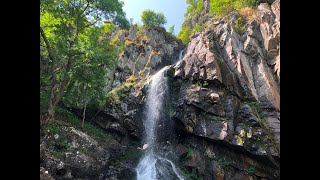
[55,107,110,141]
[105,89,121,106]
[185,0,204,18]
[178,0,258,44]
[180,147,194,162]
[38,60,49,115]
[177,25,191,44]
[44,107,112,158]
[45,122,62,135]
[245,166,256,175]
[103,21,116,34]
[186,148,193,159]
[234,17,245,35]
[177,0,204,44]
[217,158,234,171]
[191,23,204,34]
[260,118,268,127]
[168,25,175,35]
[209,0,234,17]
[210,0,258,17]
[127,75,138,83]
[203,81,209,87]
[63,24,119,109]
[236,135,244,145]
[233,0,258,10]
[194,80,209,88]
[40,0,129,119]
[45,120,70,158]
[245,101,265,118]
[105,75,137,106]
[141,9,167,27]
[111,34,119,44]
[195,81,202,87]
[48,149,66,158]
[181,167,204,180]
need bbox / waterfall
[175,50,184,66]
[142,66,168,152]
[136,52,185,179]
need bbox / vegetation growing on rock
[178,0,259,44]
[141,9,167,27]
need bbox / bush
[210,0,234,17]
[141,9,167,27]
[177,25,191,44]
[105,75,137,106]
[234,17,246,35]
[210,0,258,17]
[217,158,234,171]
[191,23,204,34]
[233,0,258,10]
[168,25,175,35]
[246,166,256,175]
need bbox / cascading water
[142,67,168,152]
[175,50,184,66]
[136,51,185,180]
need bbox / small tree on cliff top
[141,9,167,27]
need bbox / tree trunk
[40,27,72,126]
[82,101,87,128]
[40,27,57,125]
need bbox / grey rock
[128,25,138,39]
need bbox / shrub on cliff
[141,9,167,27]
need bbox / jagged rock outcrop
[169,0,280,179]
[111,25,184,88]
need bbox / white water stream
[136,51,185,180]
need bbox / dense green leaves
[40,0,129,120]
[168,25,175,35]
[63,25,118,109]
[210,0,258,16]
[177,0,203,44]
[178,0,258,44]
[177,25,191,44]
[209,0,233,16]
[141,9,167,27]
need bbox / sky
[122,0,187,35]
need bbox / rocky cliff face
[111,25,184,88]
[169,1,280,178]
[117,0,279,179]
[40,0,280,179]
[101,0,280,179]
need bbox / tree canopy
[141,9,167,27]
[40,0,129,125]
[168,25,175,35]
